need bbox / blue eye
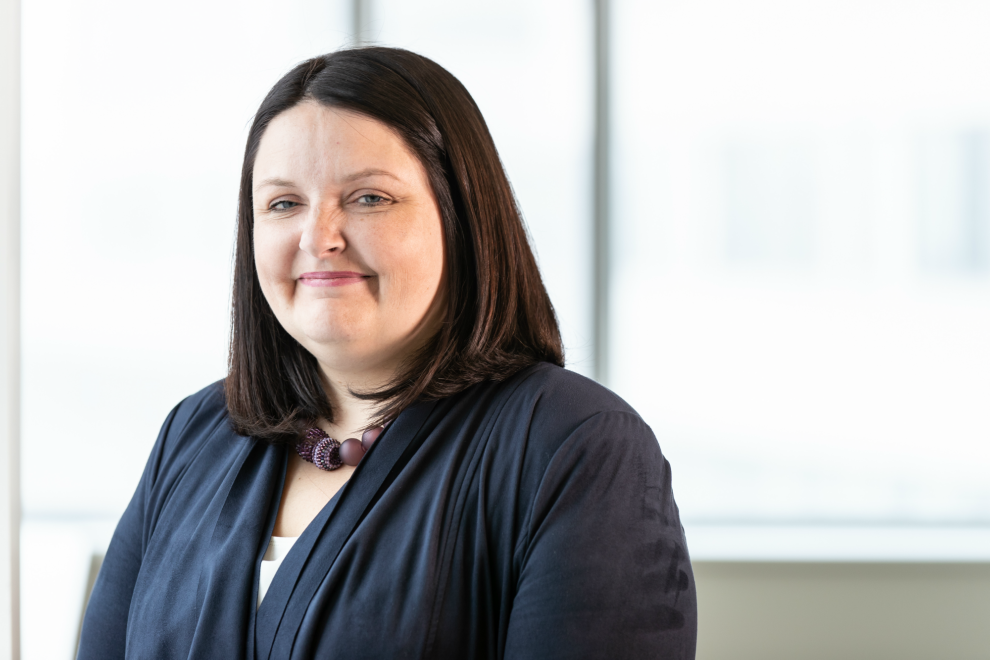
[269,200,298,211]
[357,194,388,206]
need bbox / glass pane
[611,0,990,534]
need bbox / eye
[269,199,298,211]
[356,194,389,206]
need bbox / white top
[257,535,299,608]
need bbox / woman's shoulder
[146,379,234,482]
[494,362,655,457]
[503,361,641,425]
[164,379,229,443]
[173,378,227,418]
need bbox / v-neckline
[252,398,440,660]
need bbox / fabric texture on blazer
[77,362,698,659]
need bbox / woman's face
[252,101,445,381]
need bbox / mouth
[297,271,370,288]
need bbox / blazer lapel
[184,433,285,659]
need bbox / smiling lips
[298,271,369,287]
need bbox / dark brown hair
[225,47,564,443]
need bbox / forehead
[252,101,418,184]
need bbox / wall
[694,561,990,660]
[0,0,19,656]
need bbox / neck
[318,365,389,439]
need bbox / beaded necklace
[295,425,385,471]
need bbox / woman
[78,48,697,659]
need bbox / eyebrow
[255,177,295,189]
[255,169,402,190]
[342,168,403,183]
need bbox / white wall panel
[1,0,21,655]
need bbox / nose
[298,201,346,258]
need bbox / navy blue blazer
[77,363,697,659]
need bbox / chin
[295,305,372,344]
[299,325,363,349]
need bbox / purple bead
[296,442,315,463]
[361,426,383,450]
[299,428,328,464]
[339,437,365,466]
[306,427,329,442]
[312,436,342,471]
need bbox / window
[611,0,990,556]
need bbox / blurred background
[9,0,990,657]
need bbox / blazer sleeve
[76,402,181,660]
[504,410,697,660]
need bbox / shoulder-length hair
[225,47,564,443]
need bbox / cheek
[253,225,297,298]
[423,220,446,287]
[390,221,445,305]
[422,232,445,293]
